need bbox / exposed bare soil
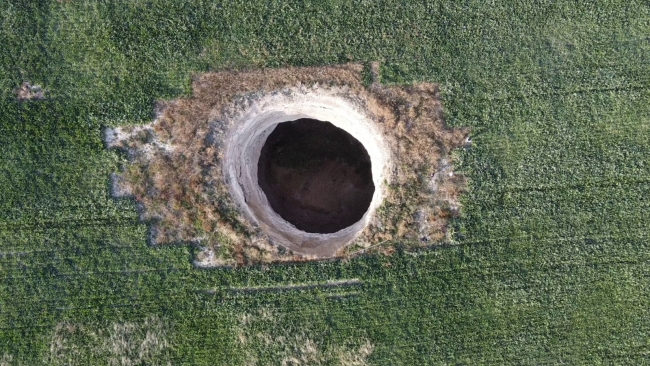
[14,82,46,101]
[105,63,469,266]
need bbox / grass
[0,0,649,364]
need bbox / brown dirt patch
[14,82,46,101]
[105,63,469,266]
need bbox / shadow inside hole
[257,118,375,234]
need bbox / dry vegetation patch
[105,63,469,266]
[45,317,171,366]
[237,308,374,366]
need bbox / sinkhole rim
[223,90,390,257]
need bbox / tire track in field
[0,231,647,278]
[1,245,648,311]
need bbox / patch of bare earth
[106,63,469,267]
[14,81,46,101]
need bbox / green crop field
[1,0,649,364]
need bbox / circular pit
[223,91,389,257]
[257,118,375,234]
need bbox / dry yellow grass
[237,308,374,366]
[45,317,170,366]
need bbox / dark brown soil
[257,119,374,233]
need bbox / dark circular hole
[257,118,375,234]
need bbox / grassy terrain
[1,0,649,364]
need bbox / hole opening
[257,118,375,234]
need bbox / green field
[1,0,649,364]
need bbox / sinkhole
[257,118,375,234]
[223,92,389,256]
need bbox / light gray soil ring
[223,89,391,257]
